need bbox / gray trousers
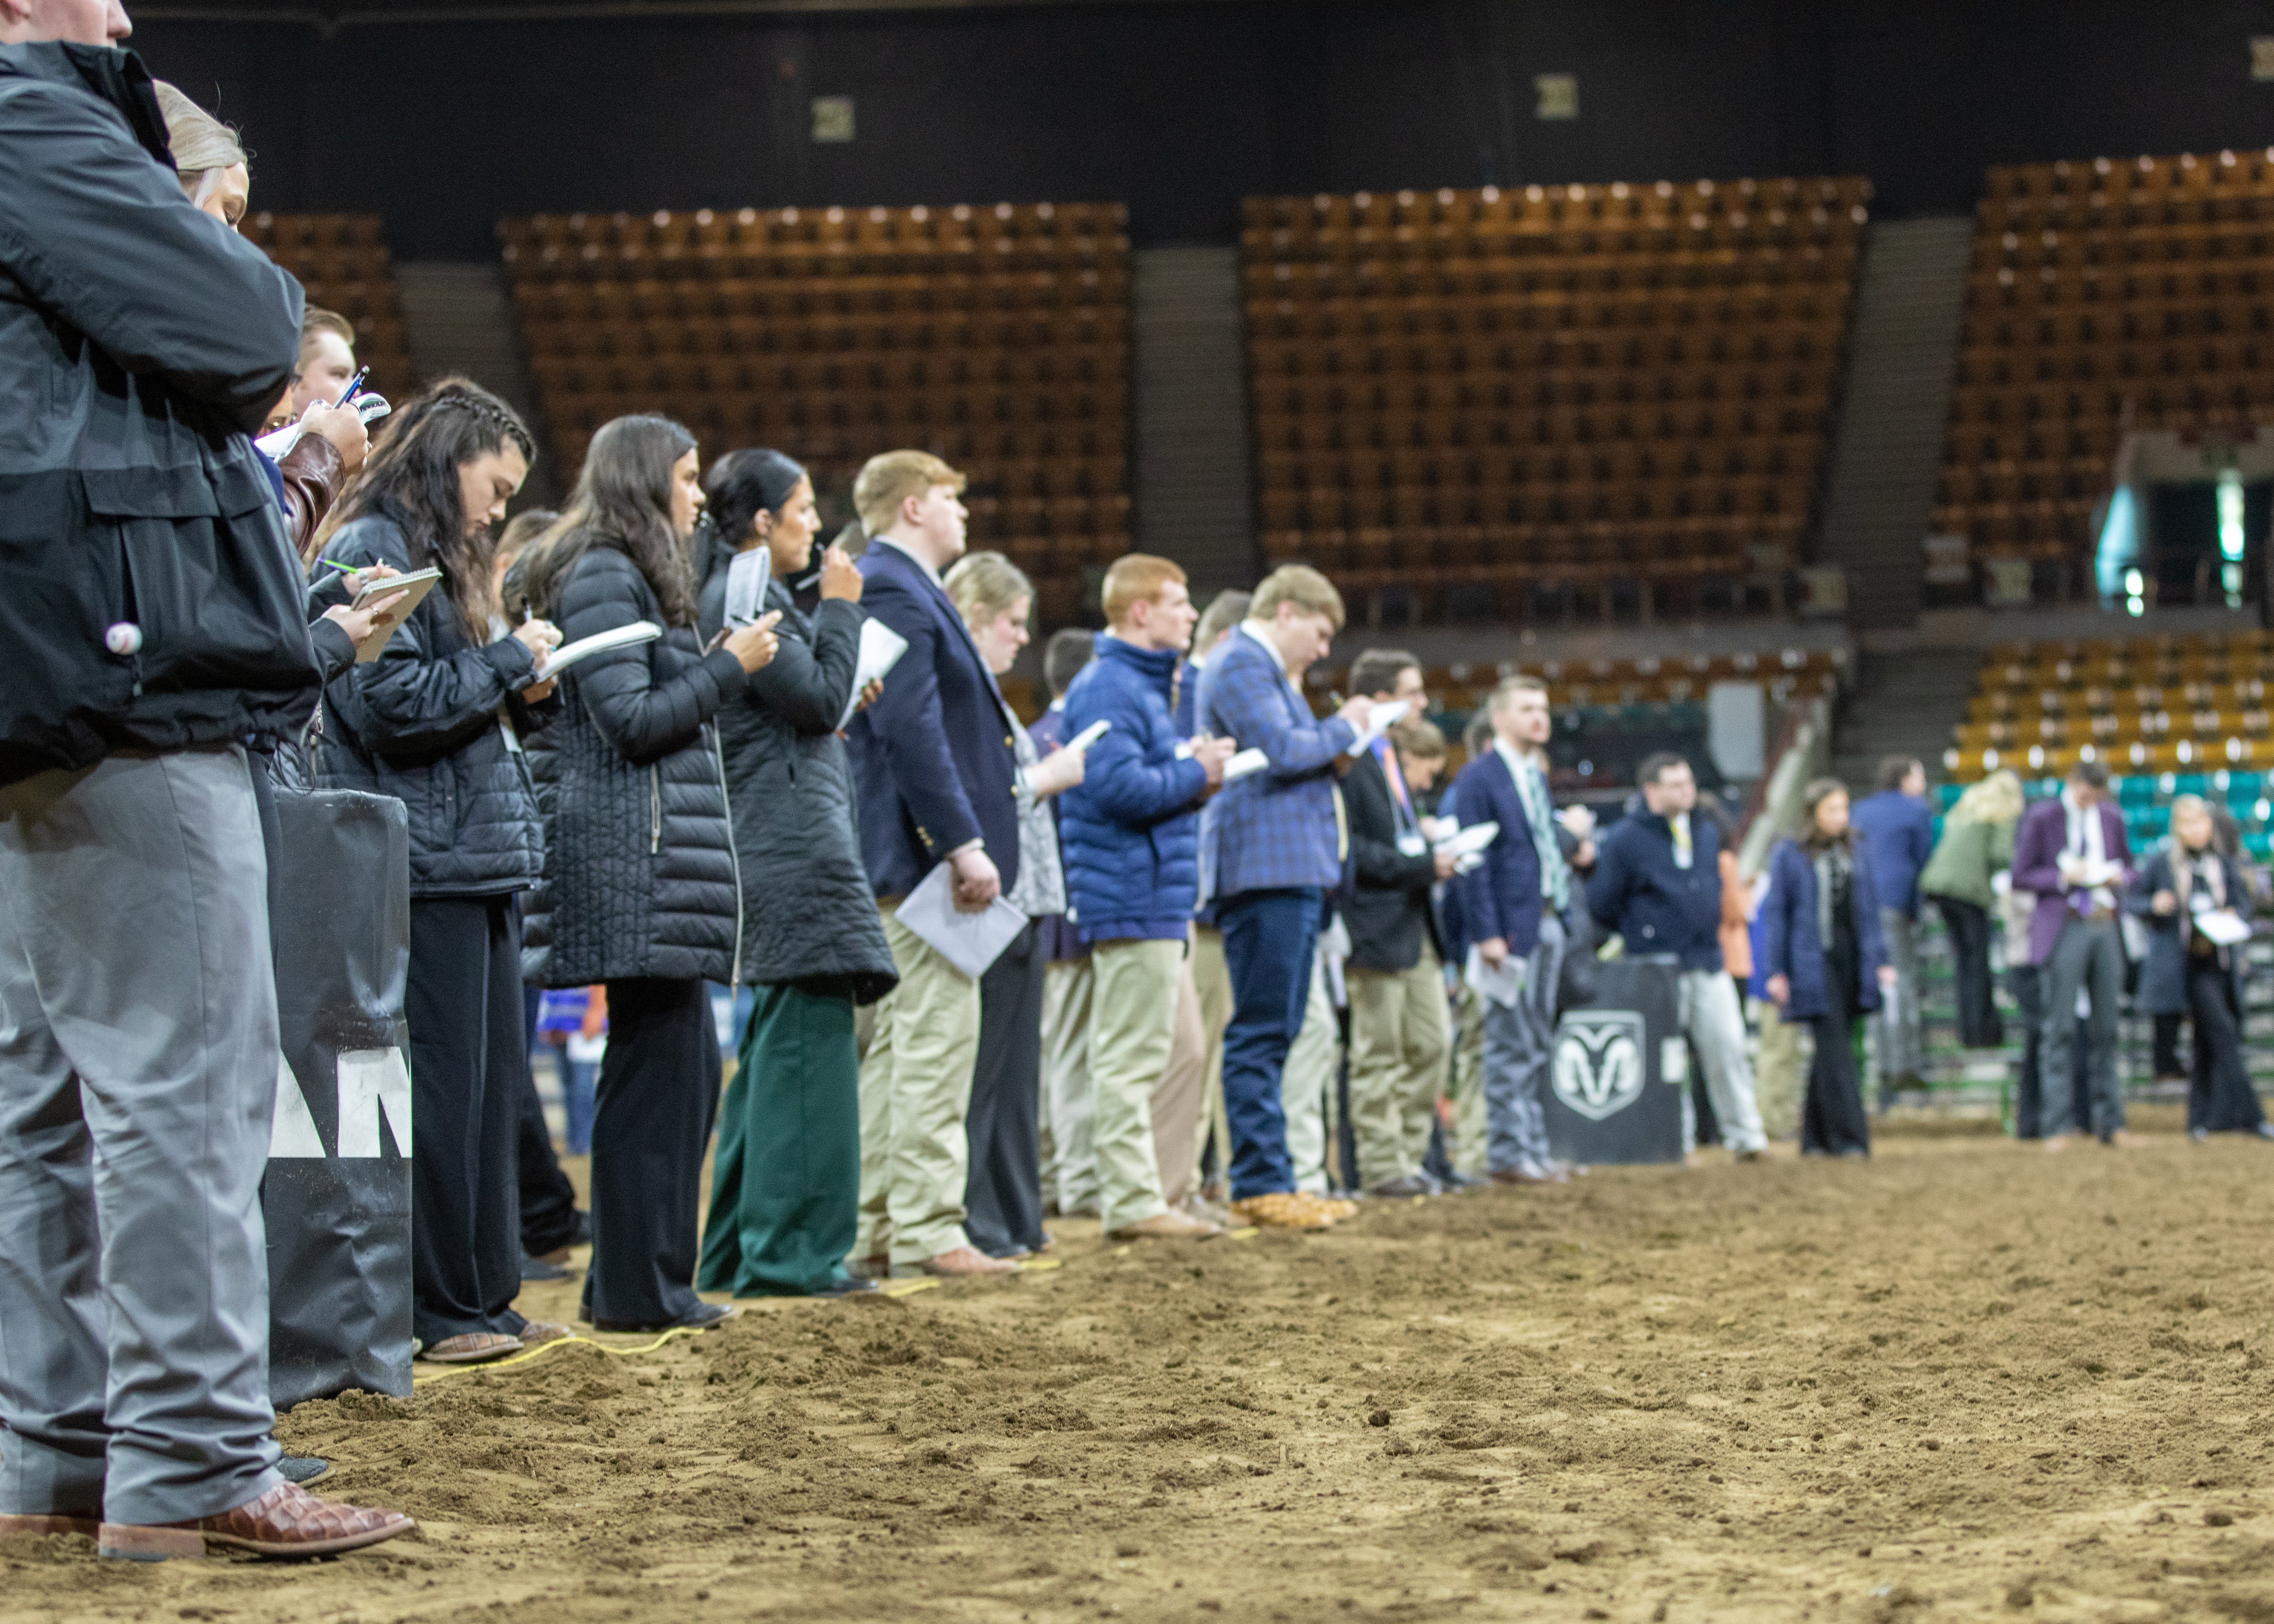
[2038,915,2126,1139]
[1482,913,1563,1176]
[0,749,283,1525]
[1877,908,1922,1083]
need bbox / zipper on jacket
[713,724,745,986]
[649,765,662,855]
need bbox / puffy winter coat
[0,42,314,786]
[523,546,744,986]
[698,567,896,1003]
[314,514,547,895]
[1760,837,1892,1020]
[1058,635,1209,942]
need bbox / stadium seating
[241,213,418,399]
[500,203,1132,627]
[1242,177,1871,625]
[1935,149,2274,602]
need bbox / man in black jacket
[1342,650,1457,1196]
[0,6,411,1560]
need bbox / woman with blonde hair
[941,551,1085,1259]
[1920,767,2024,1049]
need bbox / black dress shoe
[277,1454,331,1486]
[521,1253,571,1282]
[592,1301,742,1334]
[1367,1174,1436,1199]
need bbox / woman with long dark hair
[519,416,778,1333]
[315,377,566,1364]
[694,450,897,1298]
[1762,779,1897,1158]
[2131,795,2268,1141]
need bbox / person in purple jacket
[2010,760,2137,1149]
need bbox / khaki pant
[1038,957,1096,1215]
[1154,955,1206,1211]
[1191,924,1233,1194]
[1345,944,1450,1187]
[1447,985,1488,1175]
[856,901,982,1266]
[1752,995,1805,1143]
[1283,948,1341,1193]
[1087,937,1193,1233]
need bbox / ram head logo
[1551,1011,1647,1121]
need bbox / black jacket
[312,515,548,898]
[699,569,897,1004]
[0,43,315,786]
[1343,743,1444,972]
[523,546,744,986]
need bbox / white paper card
[894,860,1030,979]
[535,620,662,682]
[724,547,772,626]
[1435,820,1500,859]
[1067,718,1110,753]
[839,618,911,728]
[2197,907,2251,947]
[1344,698,1414,758]
[1465,944,1526,1009]
[1223,747,1270,782]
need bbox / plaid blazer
[1195,626,1356,901]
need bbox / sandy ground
[11,1118,2274,1623]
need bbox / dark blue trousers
[1217,887,1323,1199]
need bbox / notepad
[895,859,1030,978]
[534,621,662,682]
[1222,748,1270,782]
[1434,820,1500,859]
[1343,698,1413,758]
[839,619,911,728]
[346,568,443,663]
[1465,944,1526,1009]
[1066,718,1110,753]
[724,547,772,627]
[2196,907,2251,947]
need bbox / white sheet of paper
[2197,907,2251,947]
[1222,747,1270,782]
[1343,698,1414,758]
[894,860,1030,978]
[724,547,771,626]
[534,620,662,682]
[839,618,911,729]
[1067,718,1110,753]
[1465,944,1526,1009]
[1435,820,1501,859]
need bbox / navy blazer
[1586,805,1727,970]
[1761,837,1891,1020]
[1851,789,1935,919]
[1444,747,1545,962]
[844,541,1022,900]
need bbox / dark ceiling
[130,0,1233,21]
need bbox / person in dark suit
[1341,650,1456,1196]
[842,450,1024,1278]
[2010,759,2136,1149]
[1849,756,1936,1102]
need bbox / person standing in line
[1196,566,1374,1229]
[2010,760,2135,1151]
[1340,651,1456,1197]
[1059,556,1235,1241]
[843,452,1025,1279]
[1745,867,1805,1141]
[517,415,778,1331]
[1446,676,1577,1184]
[1180,589,1250,1201]
[2129,794,2267,1141]
[0,0,411,1558]
[318,381,571,1363]
[1437,710,1496,1178]
[1587,753,1769,1159]
[1850,756,1935,1106]
[943,552,1087,1261]
[1762,780,1896,1158]
[1391,719,1479,1186]
[695,449,897,1299]
[1920,769,2023,1052]
[1031,629,1098,1218]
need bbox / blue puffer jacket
[1058,635,1210,943]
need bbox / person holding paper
[317,379,579,1364]
[1195,566,1373,1230]
[1340,651,1456,1197]
[2129,795,2266,1140]
[1178,589,1250,1205]
[1059,556,1235,1242]
[844,452,1027,1278]
[1849,756,1935,1107]
[1761,781,1896,1158]
[1445,675,1572,1184]
[693,449,897,1299]
[2010,760,2136,1151]
[517,415,779,1332]
[1030,629,1101,1219]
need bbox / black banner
[1543,958,1685,1166]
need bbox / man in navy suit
[844,450,1021,1280]
[1849,755,1936,1102]
[1446,676,1573,1184]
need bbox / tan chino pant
[856,901,983,1266]
[1345,943,1451,1188]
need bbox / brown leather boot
[99,1482,414,1561]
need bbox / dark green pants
[698,978,861,1297]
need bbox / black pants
[2152,1012,2187,1080]
[2186,955,2265,1135]
[517,1057,581,1258]
[965,921,1046,1258]
[1934,896,2002,1049]
[583,977,720,1328]
[2008,964,2091,1138]
[1803,983,1872,1158]
[406,897,528,1346]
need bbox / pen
[334,366,369,407]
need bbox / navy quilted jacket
[522,546,744,986]
[1058,635,1210,943]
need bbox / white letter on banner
[336,1048,412,1158]
[269,1052,327,1159]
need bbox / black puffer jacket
[699,568,897,1004]
[523,546,744,986]
[0,43,313,786]
[313,515,547,898]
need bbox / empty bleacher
[1935,149,2274,602]
[241,213,418,399]
[500,202,1132,627]
[1242,177,1870,625]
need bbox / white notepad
[1222,747,1270,782]
[895,860,1030,978]
[1343,698,1413,758]
[723,547,772,626]
[534,621,662,682]
[839,619,911,728]
[1435,820,1500,859]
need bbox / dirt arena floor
[11,1113,2274,1622]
